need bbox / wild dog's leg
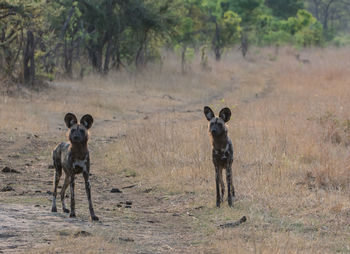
[226,162,234,207]
[215,165,221,208]
[83,171,99,221]
[218,168,225,203]
[51,168,62,212]
[52,151,62,212]
[69,174,76,218]
[60,174,70,213]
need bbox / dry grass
[1,48,350,253]
[103,48,350,253]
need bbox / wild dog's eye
[210,122,214,126]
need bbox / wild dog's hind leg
[51,153,62,212]
[226,162,234,207]
[83,171,99,221]
[215,165,222,208]
[69,174,76,218]
[60,174,70,213]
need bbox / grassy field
[1,47,350,253]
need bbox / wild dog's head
[64,113,93,144]
[204,106,231,137]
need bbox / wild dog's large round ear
[204,106,215,121]
[64,113,77,128]
[80,114,94,129]
[219,107,231,122]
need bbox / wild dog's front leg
[69,174,76,218]
[215,165,222,208]
[226,162,234,207]
[218,169,225,203]
[83,171,99,221]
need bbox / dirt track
[0,66,271,253]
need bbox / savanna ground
[1,48,350,253]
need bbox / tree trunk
[103,40,112,74]
[89,45,103,73]
[213,22,221,61]
[64,39,73,78]
[323,0,336,31]
[23,30,35,85]
[241,32,248,58]
[181,45,186,74]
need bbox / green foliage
[255,9,323,47]
[0,0,328,83]
[265,0,304,19]
[330,33,350,47]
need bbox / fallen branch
[219,216,247,229]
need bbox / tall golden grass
[2,48,350,253]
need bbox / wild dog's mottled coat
[204,106,235,207]
[51,113,99,221]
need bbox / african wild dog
[51,113,99,221]
[204,106,235,207]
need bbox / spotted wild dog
[51,113,99,221]
[204,106,235,207]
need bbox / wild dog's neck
[69,142,88,160]
[211,132,229,151]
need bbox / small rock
[74,231,92,237]
[2,167,20,174]
[125,201,132,205]
[34,204,40,207]
[147,220,160,224]
[142,188,153,193]
[47,191,52,195]
[125,205,132,209]
[119,237,134,242]
[48,165,55,169]
[8,154,19,159]
[1,185,14,192]
[35,190,42,193]
[110,188,122,193]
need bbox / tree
[201,0,242,61]
[229,0,262,57]
[305,0,350,38]
[265,0,304,19]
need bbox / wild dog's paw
[91,215,99,221]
